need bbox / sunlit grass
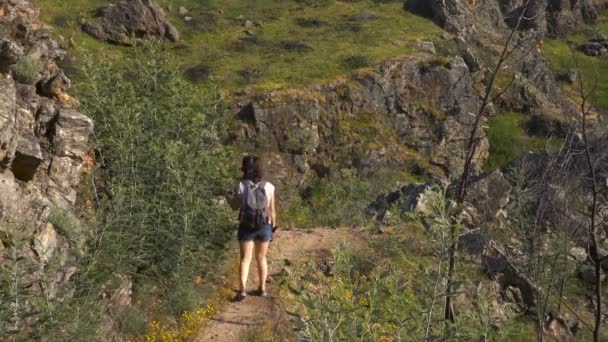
[484,112,547,171]
[32,0,441,91]
[542,26,608,111]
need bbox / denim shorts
[238,224,273,242]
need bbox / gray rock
[544,312,577,342]
[82,0,180,45]
[53,109,94,158]
[569,247,587,263]
[33,223,58,264]
[0,38,24,69]
[416,41,436,54]
[367,183,431,222]
[11,133,42,182]
[0,74,17,169]
[0,0,94,334]
[579,35,608,57]
[178,6,188,15]
[39,70,71,97]
[464,170,512,224]
[49,156,82,189]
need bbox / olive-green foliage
[32,0,441,91]
[484,112,546,170]
[287,233,534,341]
[306,170,374,227]
[543,36,608,110]
[168,283,200,315]
[3,41,236,341]
[78,41,234,280]
[11,55,41,84]
[282,169,422,228]
[121,305,148,336]
[22,41,238,339]
[48,207,84,246]
[284,187,537,340]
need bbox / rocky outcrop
[232,55,489,189]
[405,0,599,36]
[579,33,608,57]
[82,0,179,46]
[0,0,93,328]
[367,183,433,224]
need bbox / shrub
[305,169,374,227]
[72,41,236,334]
[168,283,200,315]
[11,55,41,84]
[342,54,371,69]
[121,306,148,336]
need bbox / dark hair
[241,155,263,182]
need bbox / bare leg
[255,241,270,291]
[239,241,254,293]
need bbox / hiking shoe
[233,291,247,302]
[253,289,267,297]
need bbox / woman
[230,155,276,301]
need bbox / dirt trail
[195,227,364,342]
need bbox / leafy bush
[11,55,41,84]
[78,41,235,283]
[121,305,148,336]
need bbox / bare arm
[270,191,277,228]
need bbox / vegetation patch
[11,55,41,84]
[543,35,608,111]
[282,168,423,228]
[31,0,442,91]
[484,113,547,170]
[281,209,536,340]
[484,112,547,171]
[418,55,450,72]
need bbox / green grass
[484,112,546,171]
[31,0,441,91]
[542,22,608,111]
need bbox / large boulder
[82,0,180,46]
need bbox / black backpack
[239,180,269,230]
